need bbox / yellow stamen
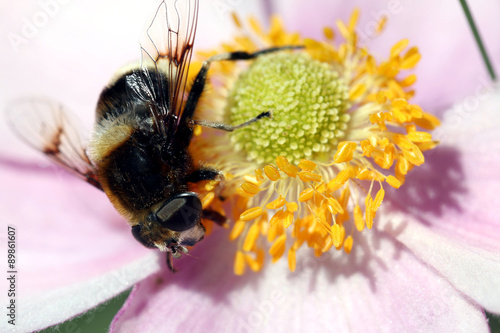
[234,251,246,275]
[298,188,315,202]
[242,222,261,252]
[241,181,261,196]
[354,205,364,231]
[298,170,322,183]
[229,220,246,240]
[264,164,281,181]
[344,235,353,253]
[288,247,297,272]
[240,207,263,221]
[191,9,440,274]
[334,141,357,163]
[386,175,402,188]
[269,234,287,262]
[298,159,317,171]
[266,195,286,209]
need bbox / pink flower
[1,0,499,332]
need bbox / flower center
[226,52,351,165]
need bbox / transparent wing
[139,0,199,137]
[6,98,102,190]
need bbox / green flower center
[226,52,351,165]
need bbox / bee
[7,0,301,271]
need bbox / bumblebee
[8,0,301,271]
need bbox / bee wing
[139,0,199,137]
[6,98,102,190]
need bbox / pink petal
[272,0,500,114]
[382,88,500,314]
[0,159,162,332]
[111,229,488,333]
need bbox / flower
[189,9,440,275]
[1,1,500,332]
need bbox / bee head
[131,192,205,254]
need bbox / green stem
[459,0,496,81]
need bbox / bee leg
[182,45,304,123]
[193,111,272,132]
[202,209,227,227]
[166,252,177,273]
[185,167,220,183]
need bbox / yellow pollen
[298,188,315,202]
[241,181,261,196]
[242,222,260,251]
[333,141,357,163]
[266,195,286,209]
[229,220,245,240]
[240,207,263,221]
[353,205,365,231]
[234,251,246,275]
[298,159,317,171]
[386,175,402,188]
[264,164,281,181]
[191,9,440,274]
[288,247,297,271]
[298,170,323,183]
[269,234,287,262]
[343,235,353,253]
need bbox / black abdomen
[95,69,192,212]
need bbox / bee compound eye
[131,225,156,248]
[156,193,202,232]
